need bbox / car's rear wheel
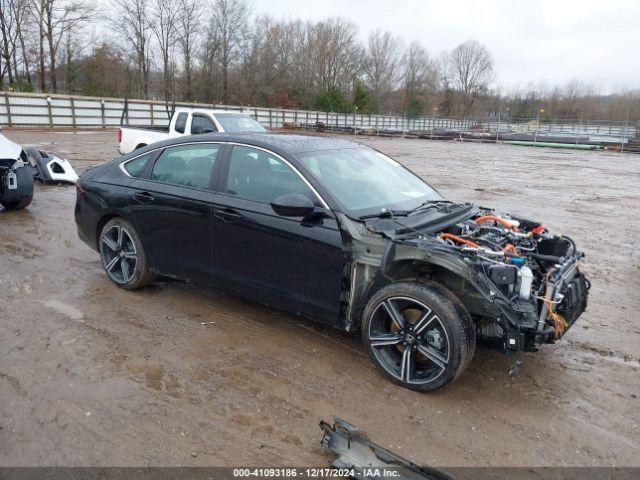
[99,218,153,290]
[361,281,475,392]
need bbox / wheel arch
[351,257,490,332]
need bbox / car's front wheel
[361,281,475,392]
[99,218,153,290]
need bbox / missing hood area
[337,202,589,355]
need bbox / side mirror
[270,194,315,217]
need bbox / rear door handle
[214,208,242,223]
[133,191,154,203]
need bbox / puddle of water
[42,299,84,321]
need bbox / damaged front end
[340,202,589,354]
[431,211,589,352]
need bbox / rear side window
[191,114,217,134]
[225,146,315,204]
[174,112,188,134]
[123,152,152,177]
[150,144,220,189]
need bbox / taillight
[118,128,122,143]
[76,181,84,196]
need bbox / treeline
[1,0,639,121]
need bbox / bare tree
[446,39,494,116]
[363,29,403,112]
[150,0,180,104]
[0,0,17,86]
[402,40,436,113]
[30,0,93,92]
[112,0,152,98]
[208,0,249,103]
[309,18,359,95]
[176,0,203,101]
[11,0,33,86]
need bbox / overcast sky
[254,0,640,94]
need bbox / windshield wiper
[406,199,453,216]
[359,201,455,220]
[359,208,410,220]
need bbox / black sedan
[75,133,588,391]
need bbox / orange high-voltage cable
[439,233,481,249]
[474,215,520,232]
[502,243,518,255]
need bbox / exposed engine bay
[437,212,590,350]
[340,201,590,355]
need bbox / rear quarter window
[123,152,153,177]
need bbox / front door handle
[133,191,154,203]
[214,208,242,223]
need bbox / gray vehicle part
[26,147,79,184]
[320,418,455,480]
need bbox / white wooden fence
[1,91,636,143]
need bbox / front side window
[297,148,442,216]
[191,114,217,134]
[150,144,220,189]
[225,146,315,204]
[174,112,188,133]
[123,152,152,177]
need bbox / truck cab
[118,108,267,154]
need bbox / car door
[127,142,223,282]
[211,144,344,322]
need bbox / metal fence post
[101,99,106,128]
[4,92,12,127]
[353,108,356,135]
[269,108,273,128]
[150,103,154,126]
[70,97,76,128]
[47,96,53,129]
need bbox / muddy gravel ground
[0,129,638,467]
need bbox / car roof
[156,133,364,156]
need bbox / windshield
[297,148,442,216]
[216,113,266,133]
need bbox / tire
[99,218,154,290]
[361,281,476,392]
[0,165,34,210]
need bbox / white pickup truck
[118,108,267,154]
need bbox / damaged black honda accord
[75,134,589,391]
